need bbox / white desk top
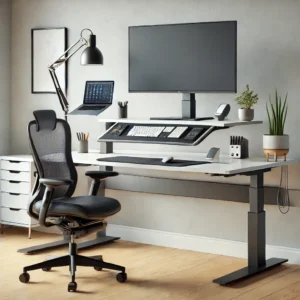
[72,150,297,175]
[3,151,296,175]
[98,118,263,128]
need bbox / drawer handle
[9,193,20,196]
[9,170,21,174]
[9,208,21,211]
[8,161,21,164]
[9,180,21,184]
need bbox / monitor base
[151,93,214,121]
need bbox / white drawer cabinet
[0,155,36,238]
[1,207,31,225]
[1,180,31,194]
[1,160,30,172]
[1,192,29,210]
[1,170,30,182]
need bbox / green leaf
[235,84,259,109]
[266,103,272,134]
[267,89,288,135]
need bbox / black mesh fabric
[28,119,78,201]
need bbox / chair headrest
[33,110,57,132]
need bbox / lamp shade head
[81,34,103,65]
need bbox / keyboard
[78,105,105,111]
[127,126,166,137]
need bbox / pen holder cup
[229,139,249,159]
[118,106,127,119]
[78,141,88,153]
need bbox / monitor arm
[48,29,93,120]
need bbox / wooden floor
[1,228,300,300]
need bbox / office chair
[19,110,127,292]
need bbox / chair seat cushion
[34,196,121,220]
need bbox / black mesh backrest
[28,113,78,200]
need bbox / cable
[277,165,290,214]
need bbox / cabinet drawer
[1,180,31,194]
[1,170,30,182]
[1,160,30,172]
[1,192,29,210]
[1,207,30,225]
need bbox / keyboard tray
[97,156,210,167]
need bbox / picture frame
[31,27,68,94]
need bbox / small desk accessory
[230,136,248,158]
[215,104,230,121]
[118,101,128,118]
[206,147,220,160]
[77,132,89,153]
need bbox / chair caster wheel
[116,272,127,283]
[42,267,51,272]
[68,282,77,292]
[94,266,102,271]
[19,272,30,283]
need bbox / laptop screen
[83,81,114,104]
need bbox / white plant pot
[263,134,289,161]
[263,135,289,150]
[238,108,254,121]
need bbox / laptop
[69,81,114,115]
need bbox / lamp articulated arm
[48,29,94,119]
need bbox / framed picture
[31,27,67,94]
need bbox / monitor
[129,21,237,93]
[83,81,114,104]
[128,21,237,119]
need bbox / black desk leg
[213,172,288,286]
[17,230,119,254]
[18,234,71,254]
[77,229,120,250]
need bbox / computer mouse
[162,156,174,163]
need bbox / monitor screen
[129,21,237,93]
[83,81,114,104]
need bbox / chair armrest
[85,171,118,180]
[86,171,118,196]
[40,178,74,188]
[38,178,73,227]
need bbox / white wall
[10,0,300,249]
[0,0,11,154]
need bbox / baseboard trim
[106,224,300,265]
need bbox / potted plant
[264,90,288,161]
[235,85,259,121]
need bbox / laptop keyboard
[78,105,106,111]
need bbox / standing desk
[72,150,296,286]
[15,117,297,285]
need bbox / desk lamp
[48,28,103,120]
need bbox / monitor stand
[150,93,214,121]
